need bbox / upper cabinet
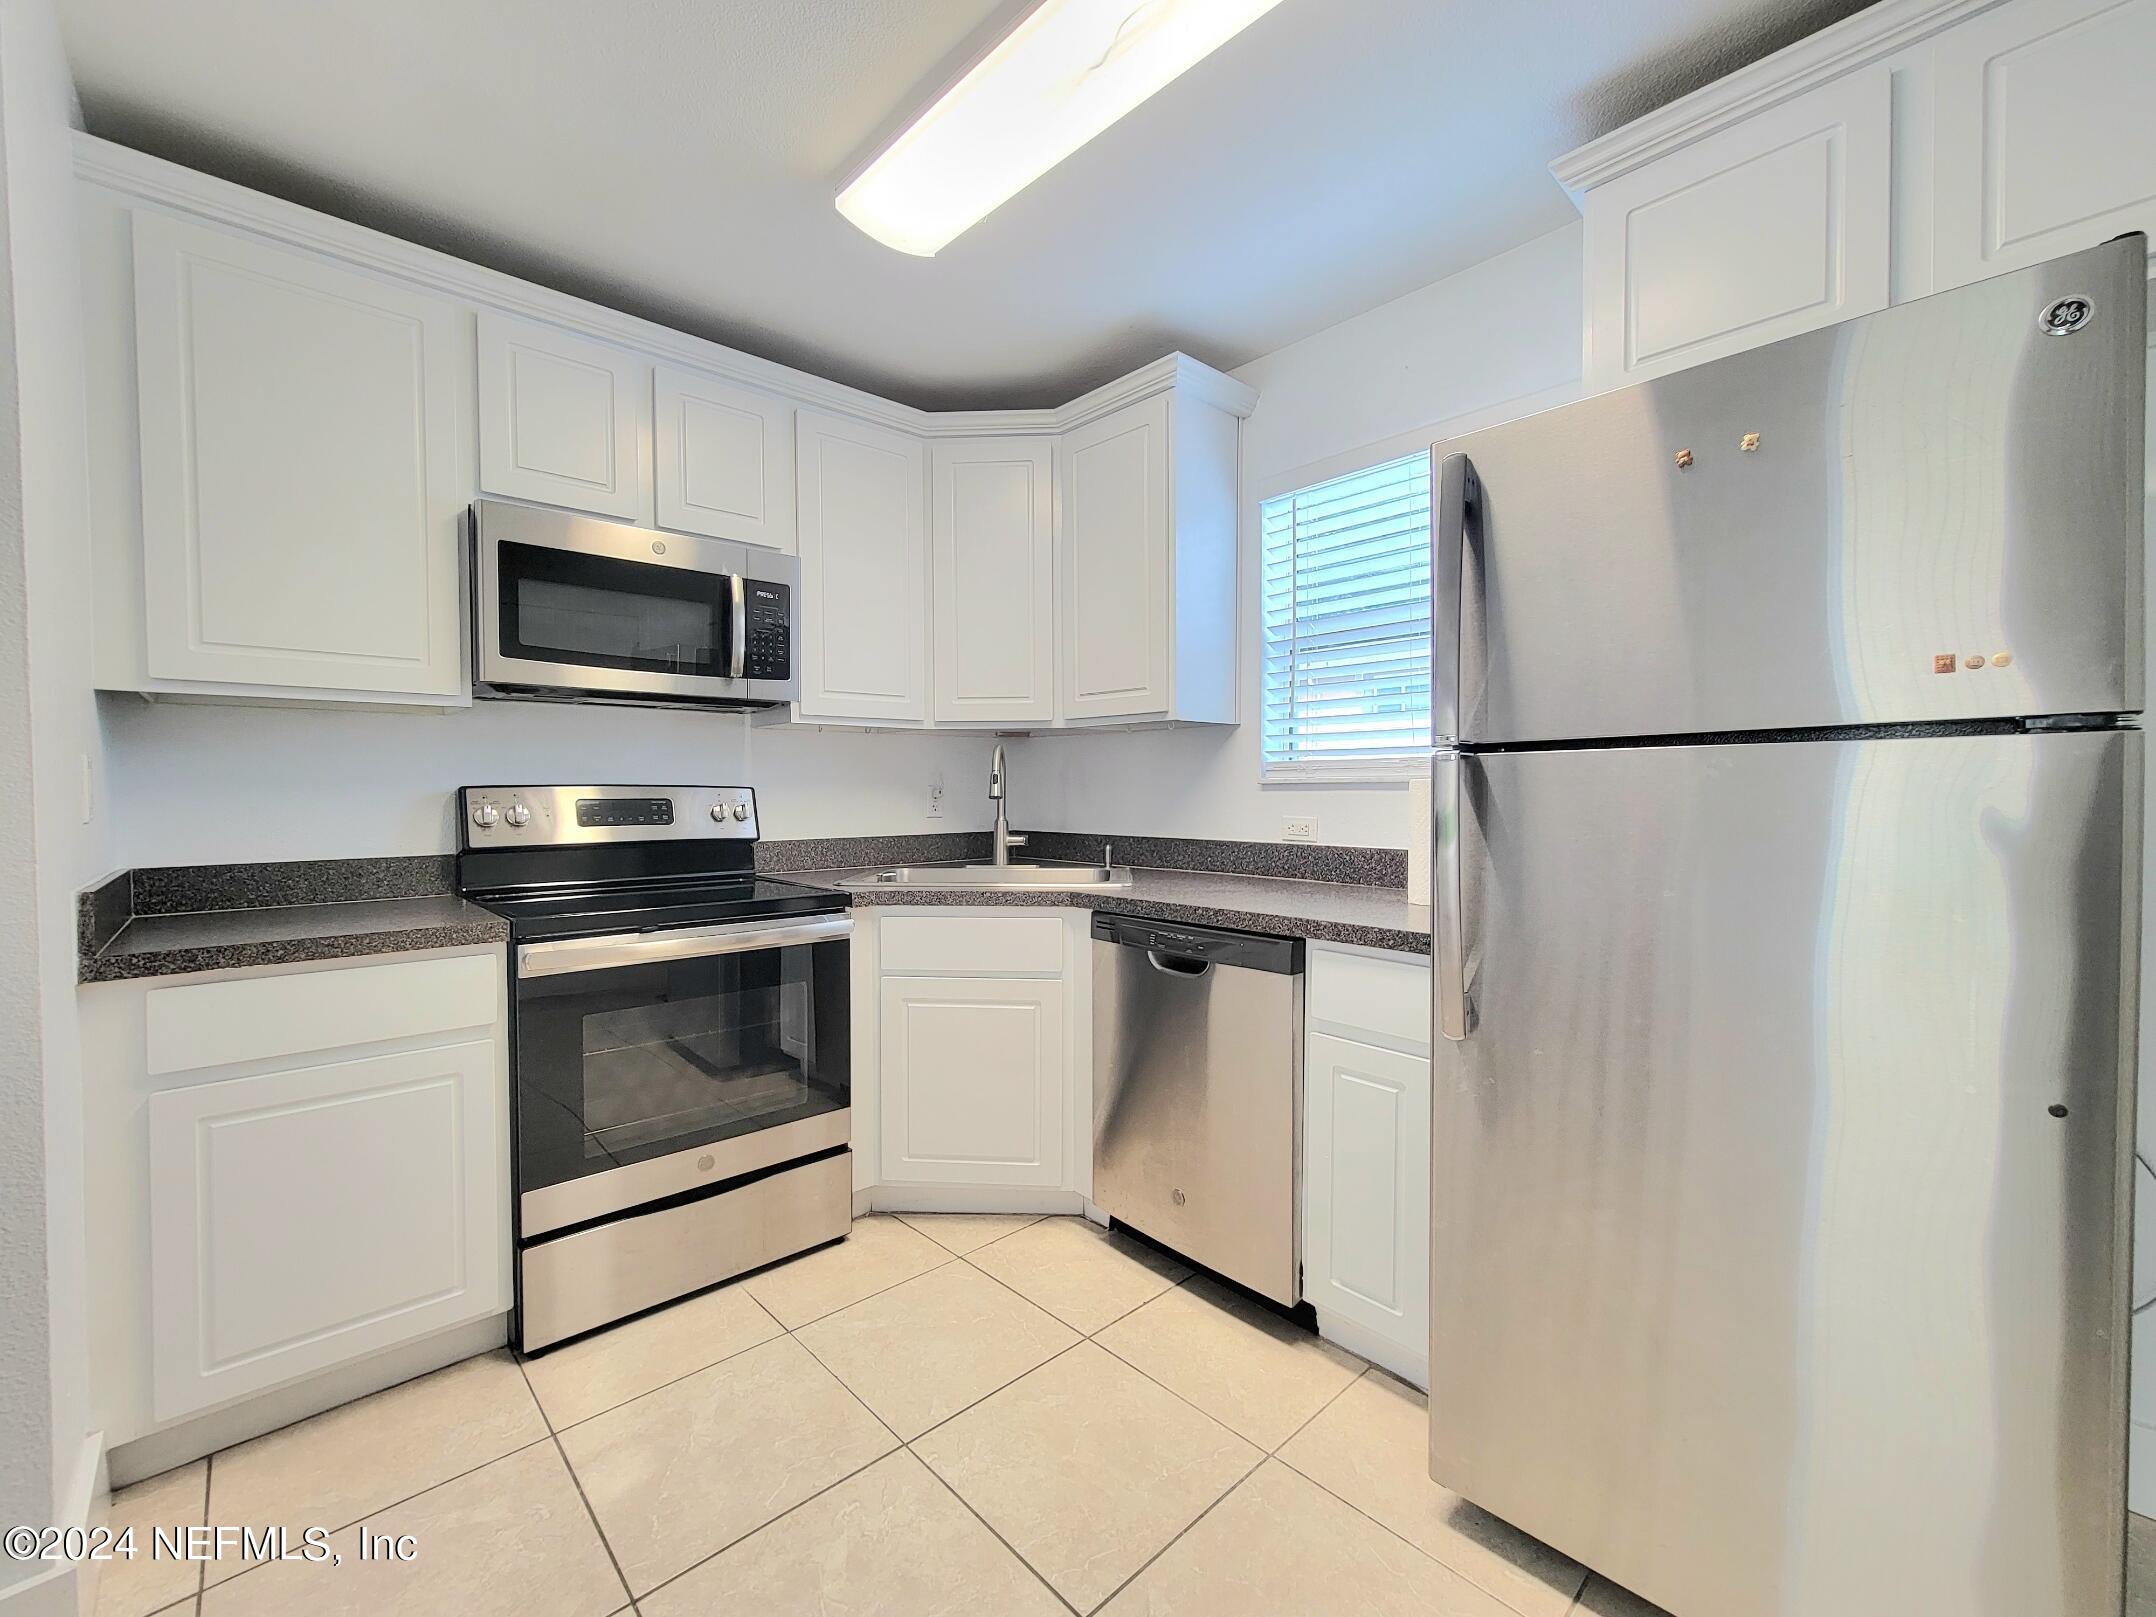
[1931,0,2156,290]
[128,212,469,700]
[795,409,930,723]
[1058,381,1239,726]
[653,363,797,551]
[476,311,646,520]
[1557,0,2156,394]
[931,437,1055,726]
[79,143,1250,726]
[1574,66,1892,392]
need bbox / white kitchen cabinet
[129,210,469,699]
[794,409,930,722]
[931,436,1055,725]
[115,951,509,1426]
[1057,385,1237,725]
[148,1040,503,1420]
[1304,1032,1430,1388]
[1931,0,2156,290]
[477,310,647,519]
[653,362,796,550]
[1578,65,1892,392]
[1304,945,1431,1386]
[878,974,1067,1187]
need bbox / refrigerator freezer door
[1429,729,2139,1617]
[1434,235,2145,745]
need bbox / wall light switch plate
[1283,816,1318,843]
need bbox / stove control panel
[460,785,758,847]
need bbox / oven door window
[514,936,848,1197]
[497,540,734,678]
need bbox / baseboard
[1312,1309,1427,1390]
[107,1314,507,1487]
[867,1185,1085,1216]
[0,1430,106,1617]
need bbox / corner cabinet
[793,409,930,723]
[128,211,470,700]
[1057,381,1240,725]
[931,436,1056,725]
[1573,65,1891,393]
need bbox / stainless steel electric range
[457,783,852,1352]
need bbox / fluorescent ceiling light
[837,0,1289,257]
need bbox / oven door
[474,500,798,705]
[511,915,850,1236]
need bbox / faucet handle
[1103,841,1113,869]
[1006,831,1027,847]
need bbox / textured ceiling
[57,0,1878,407]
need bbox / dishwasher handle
[1146,949,1214,978]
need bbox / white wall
[1013,223,1584,849]
[0,0,105,1586]
[101,698,996,866]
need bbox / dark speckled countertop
[79,857,508,983]
[783,862,1430,954]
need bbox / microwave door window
[497,540,732,678]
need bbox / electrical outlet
[926,779,945,819]
[1282,815,1318,843]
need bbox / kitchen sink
[840,863,1132,891]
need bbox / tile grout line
[513,1355,638,1617]
[196,1451,211,1605]
[191,1427,563,1599]
[1076,1354,1372,1612]
[909,1448,1083,1617]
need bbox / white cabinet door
[1304,1031,1430,1383]
[146,1040,506,1419]
[653,363,796,550]
[1059,396,1171,720]
[1582,66,1891,391]
[477,311,646,519]
[131,211,468,697]
[795,409,929,722]
[931,436,1055,725]
[880,975,1065,1186]
[1932,0,2156,291]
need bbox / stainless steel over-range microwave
[472,499,799,709]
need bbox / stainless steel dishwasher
[1090,913,1304,1304]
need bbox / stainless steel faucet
[989,744,1027,866]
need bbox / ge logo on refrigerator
[2040,295,2094,335]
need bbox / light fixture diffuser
[836,0,1289,256]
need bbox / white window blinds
[1259,451,1432,779]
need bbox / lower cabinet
[879,974,1067,1187]
[99,950,511,1428]
[1303,945,1431,1386]
[1304,1032,1430,1386]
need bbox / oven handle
[516,913,852,978]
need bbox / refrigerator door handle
[1435,746,1471,1040]
[1432,451,1474,746]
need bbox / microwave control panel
[743,582,791,681]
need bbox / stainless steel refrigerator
[1427,233,2146,1617]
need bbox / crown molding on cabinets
[1549,0,2009,200]
[73,134,1255,435]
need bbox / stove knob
[710,804,729,823]
[504,803,531,828]
[730,803,751,822]
[470,803,500,829]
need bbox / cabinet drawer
[1308,946,1430,1054]
[879,913,1065,976]
[147,953,500,1075]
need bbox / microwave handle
[729,574,747,681]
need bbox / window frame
[1257,448,1435,785]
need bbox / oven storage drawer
[518,1149,851,1351]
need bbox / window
[1260,452,1432,780]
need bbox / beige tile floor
[94,1212,2156,1617]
